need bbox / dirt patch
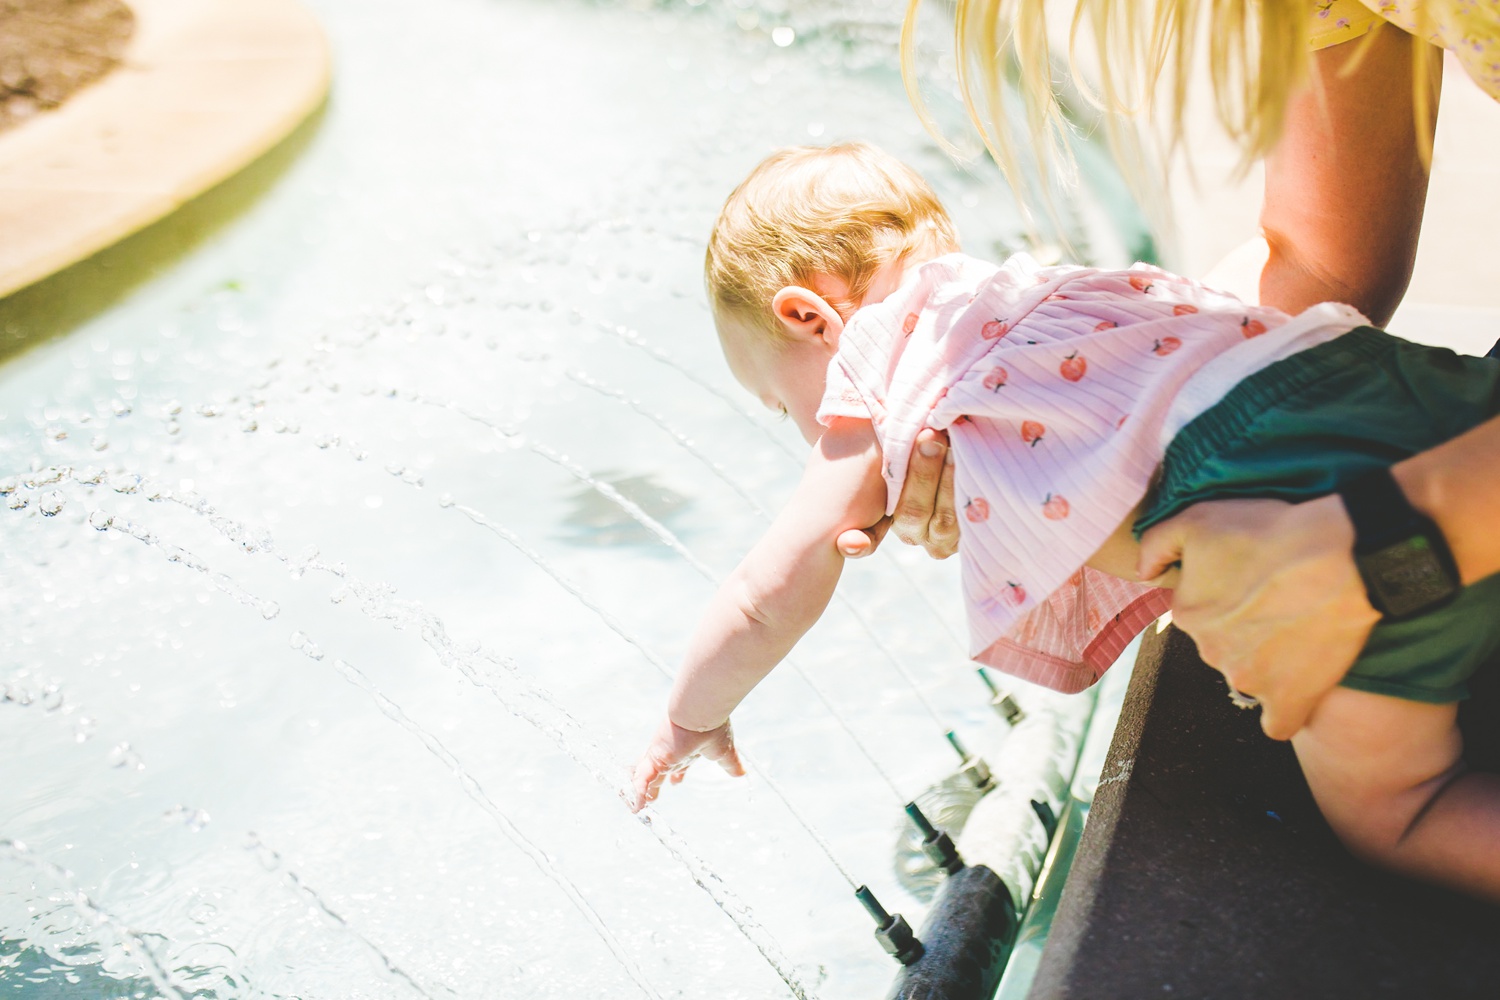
[0,0,135,132]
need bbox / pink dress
[816,253,1363,693]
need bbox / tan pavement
[0,0,330,299]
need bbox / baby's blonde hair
[706,142,960,340]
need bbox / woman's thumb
[1136,521,1184,583]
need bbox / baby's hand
[628,717,746,813]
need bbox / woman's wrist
[1390,420,1500,586]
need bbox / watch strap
[1337,464,1459,618]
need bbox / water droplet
[165,419,181,436]
[164,805,211,832]
[90,435,108,452]
[437,493,454,508]
[88,511,114,531]
[111,399,132,417]
[289,630,324,660]
[164,401,182,416]
[38,492,65,516]
[197,403,223,418]
[0,477,16,494]
[108,742,144,770]
[112,473,142,494]
[46,425,67,441]
[73,468,104,485]
[259,601,279,621]
[315,433,340,449]
[7,494,28,511]
[240,418,259,433]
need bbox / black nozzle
[856,885,925,966]
[976,670,1025,725]
[945,731,994,791]
[905,802,964,874]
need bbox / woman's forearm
[1393,414,1500,586]
[1257,27,1440,326]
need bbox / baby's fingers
[701,722,747,778]
[629,756,671,812]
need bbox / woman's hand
[1136,495,1381,741]
[836,428,959,560]
[628,717,746,812]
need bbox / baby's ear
[771,286,844,351]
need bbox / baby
[629,142,1500,900]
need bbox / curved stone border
[0,0,330,299]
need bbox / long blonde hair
[902,0,1448,230]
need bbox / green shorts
[1136,326,1500,704]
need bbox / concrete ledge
[1030,624,1500,999]
[0,0,330,299]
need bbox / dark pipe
[885,865,1018,1000]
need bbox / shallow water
[0,1,1146,997]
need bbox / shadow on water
[0,100,329,366]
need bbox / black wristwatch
[1336,465,1460,620]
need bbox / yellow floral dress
[1310,0,1500,101]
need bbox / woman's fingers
[1140,497,1376,741]
[1136,514,1189,583]
[892,430,958,558]
[929,446,958,558]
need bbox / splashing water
[0,0,1148,996]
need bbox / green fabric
[1138,326,1500,704]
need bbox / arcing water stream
[0,1,1150,996]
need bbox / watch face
[1361,537,1457,619]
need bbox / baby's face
[717,316,836,445]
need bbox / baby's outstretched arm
[629,418,887,811]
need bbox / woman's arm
[1255,25,1442,325]
[1138,413,1500,740]
[1134,28,1452,740]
